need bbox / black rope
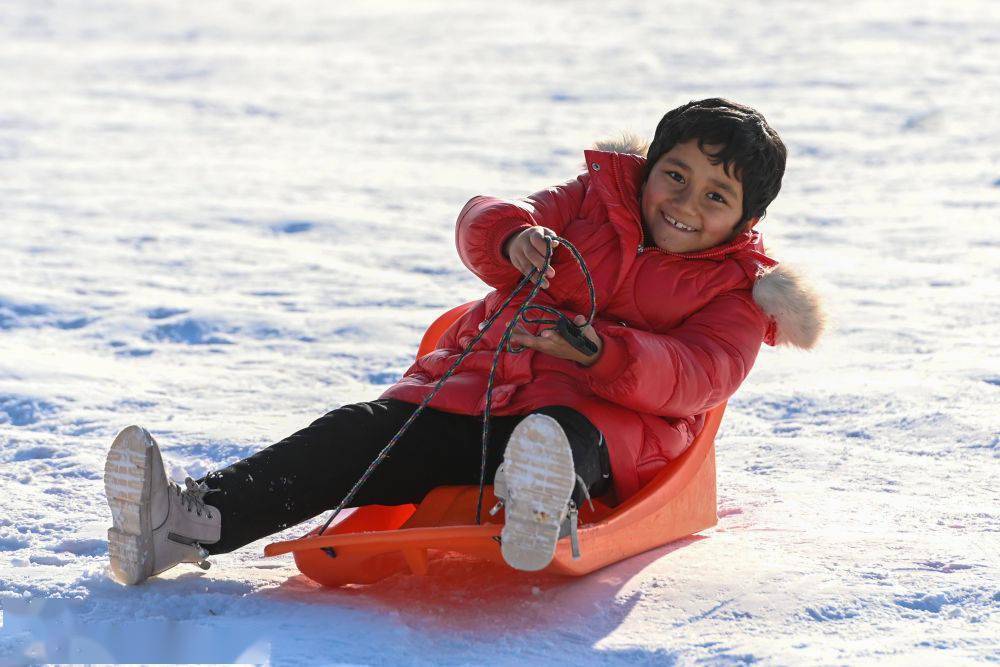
[316,236,596,540]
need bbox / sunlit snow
[1,1,998,664]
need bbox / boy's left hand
[508,315,603,367]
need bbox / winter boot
[491,414,579,571]
[104,425,221,585]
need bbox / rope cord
[316,235,596,538]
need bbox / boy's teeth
[665,215,696,232]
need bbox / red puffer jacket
[382,148,822,503]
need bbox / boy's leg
[495,405,611,570]
[196,400,609,556]
[198,399,521,554]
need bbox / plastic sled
[264,302,723,587]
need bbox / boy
[104,98,824,584]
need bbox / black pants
[199,399,611,554]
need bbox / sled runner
[264,302,722,586]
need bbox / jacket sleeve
[583,290,768,417]
[455,173,589,290]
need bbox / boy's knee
[529,406,610,489]
[310,399,408,433]
[531,405,600,445]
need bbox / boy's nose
[671,188,697,216]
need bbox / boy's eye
[708,192,727,204]
[665,170,684,183]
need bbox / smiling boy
[104,98,825,584]
[385,98,823,568]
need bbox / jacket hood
[591,137,827,350]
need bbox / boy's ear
[745,217,761,231]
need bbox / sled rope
[316,236,596,539]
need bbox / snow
[1,0,999,664]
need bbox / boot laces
[573,473,596,513]
[170,477,219,518]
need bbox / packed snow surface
[1,0,998,664]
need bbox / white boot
[104,425,221,585]
[493,414,578,571]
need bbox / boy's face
[640,139,758,253]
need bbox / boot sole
[104,425,154,585]
[500,414,575,572]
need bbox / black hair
[643,98,786,233]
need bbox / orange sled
[264,302,723,586]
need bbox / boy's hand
[503,226,558,289]
[508,315,603,367]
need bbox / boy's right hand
[503,226,558,289]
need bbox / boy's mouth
[664,213,698,233]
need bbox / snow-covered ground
[1,0,998,664]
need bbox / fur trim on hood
[593,133,649,157]
[593,134,826,349]
[753,263,826,349]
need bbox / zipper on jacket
[608,157,651,257]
